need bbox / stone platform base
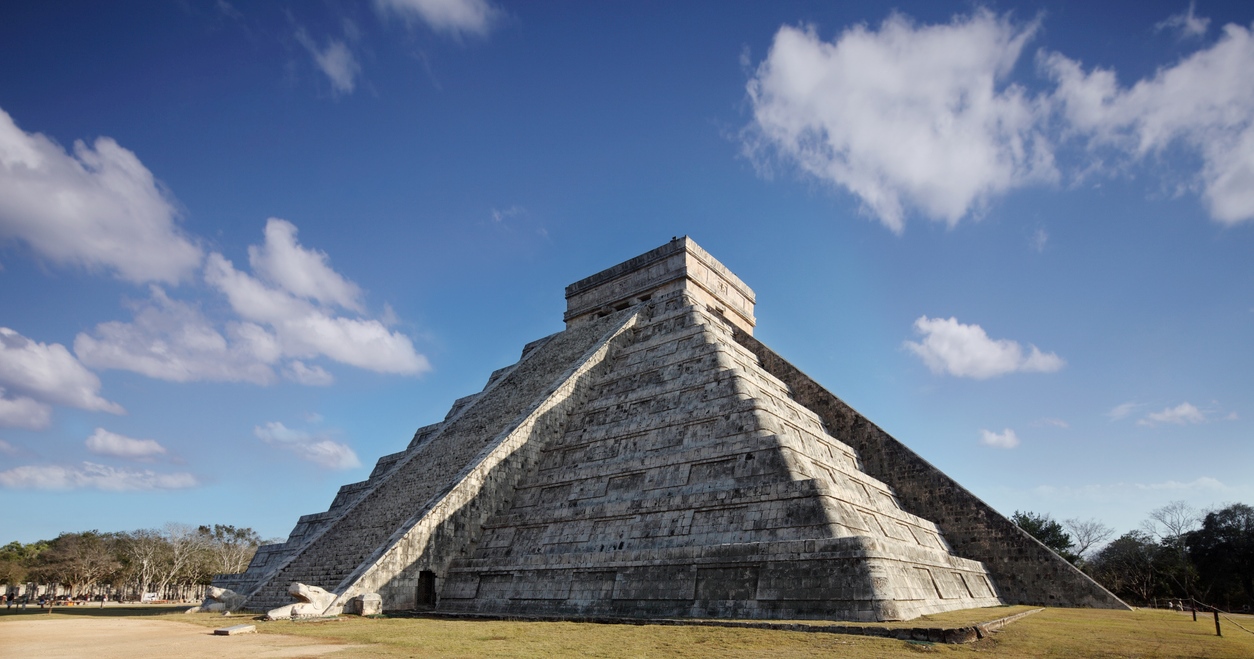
[413,606,1043,645]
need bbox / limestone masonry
[218,237,1128,621]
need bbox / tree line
[1013,501,1254,611]
[0,523,262,602]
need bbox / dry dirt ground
[0,617,360,659]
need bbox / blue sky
[0,0,1250,546]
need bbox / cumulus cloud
[85,428,167,461]
[75,287,281,385]
[249,219,363,311]
[76,219,428,384]
[0,107,202,283]
[295,30,361,95]
[744,11,1055,232]
[0,461,198,491]
[1138,402,1206,426]
[1044,22,1254,224]
[0,395,51,430]
[744,9,1254,229]
[904,316,1064,379]
[205,223,429,376]
[0,327,124,429]
[1156,2,1209,39]
[375,0,500,37]
[254,421,359,469]
[980,428,1020,449]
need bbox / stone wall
[439,295,1000,621]
[564,237,756,333]
[730,328,1128,610]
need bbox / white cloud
[980,428,1020,449]
[283,360,334,386]
[0,107,202,283]
[1034,476,1230,500]
[744,12,1056,232]
[0,394,51,430]
[249,219,363,311]
[904,316,1064,379]
[1156,2,1210,39]
[744,9,1254,229]
[1044,21,1254,224]
[0,327,124,429]
[206,242,429,376]
[1107,401,1140,421]
[490,205,525,224]
[85,428,167,461]
[254,421,359,469]
[1035,418,1069,429]
[375,0,499,38]
[0,461,198,491]
[1226,411,1240,421]
[0,438,20,456]
[76,220,427,384]
[75,287,281,385]
[1138,402,1207,426]
[295,30,361,95]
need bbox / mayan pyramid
[219,237,1126,621]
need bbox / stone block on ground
[346,593,383,616]
[212,624,256,636]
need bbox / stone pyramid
[220,237,1126,621]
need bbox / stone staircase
[243,313,626,611]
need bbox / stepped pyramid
[220,238,1126,621]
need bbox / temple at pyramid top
[565,236,756,334]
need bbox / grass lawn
[175,605,1254,658]
[4,604,1252,657]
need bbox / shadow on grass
[0,604,190,618]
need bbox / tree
[0,541,31,585]
[198,524,261,575]
[1012,511,1078,563]
[120,529,166,597]
[1186,503,1254,609]
[153,523,208,599]
[31,531,121,596]
[1090,531,1160,604]
[1064,518,1114,561]
[1141,501,1204,600]
[1143,500,1200,547]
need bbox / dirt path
[0,617,361,659]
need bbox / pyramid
[219,237,1127,621]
